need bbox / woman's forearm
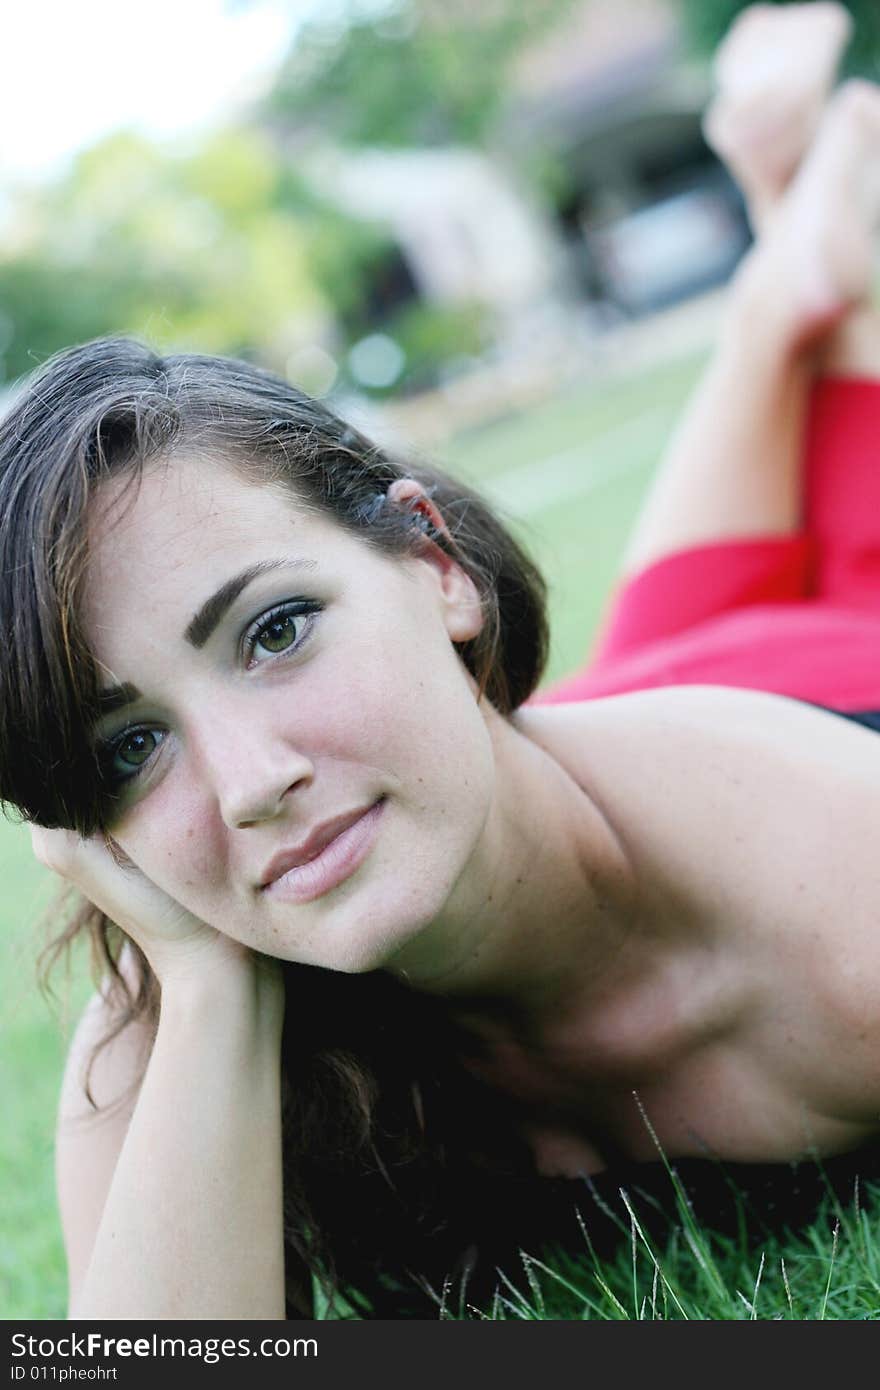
[72,960,287,1321]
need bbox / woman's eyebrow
[94,559,319,713]
[97,682,142,716]
[185,558,317,650]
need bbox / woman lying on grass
[1,2,879,1321]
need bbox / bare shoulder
[516,685,880,832]
[516,685,880,892]
[515,687,880,1122]
[56,959,155,1313]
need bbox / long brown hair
[0,336,551,1315]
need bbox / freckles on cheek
[116,797,225,901]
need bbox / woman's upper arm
[55,989,153,1315]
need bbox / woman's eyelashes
[101,726,167,790]
[242,599,322,668]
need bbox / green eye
[116,729,160,768]
[100,726,165,791]
[245,601,321,666]
[257,613,299,655]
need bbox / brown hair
[0,336,550,1314]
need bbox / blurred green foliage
[375,300,489,394]
[0,129,335,383]
[262,0,576,147]
[677,0,880,77]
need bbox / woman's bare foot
[734,81,880,350]
[703,2,853,231]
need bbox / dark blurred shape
[504,0,752,319]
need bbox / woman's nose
[191,709,315,829]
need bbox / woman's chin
[271,895,444,977]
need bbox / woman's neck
[383,701,637,1043]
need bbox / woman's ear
[386,477,449,539]
[387,478,483,642]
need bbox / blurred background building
[269,0,754,432]
[303,0,750,346]
[509,0,751,316]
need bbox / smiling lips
[259,800,385,904]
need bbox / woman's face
[82,454,495,973]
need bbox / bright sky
[0,0,316,185]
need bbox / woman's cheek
[115,785,226,915]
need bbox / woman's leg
[804,339,880,609]
[619,4,873,580]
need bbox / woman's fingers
[28,825,263,990]
[30,824,216,965]
[30,823,81,877]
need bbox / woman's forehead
[81,455,400,652]
[87,456,330,570]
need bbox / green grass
[4,344,879,1321]
[0,813,91,1320]
[457,1194,880,1320]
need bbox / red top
[535,378,880,712]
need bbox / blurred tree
[677,0,880,76]
[273,166,399,335]
[0,1,584,394]
[262,0,577,147]
[0,128,373,385]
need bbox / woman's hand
[30,825,260,990]
[37,828,288,1321]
